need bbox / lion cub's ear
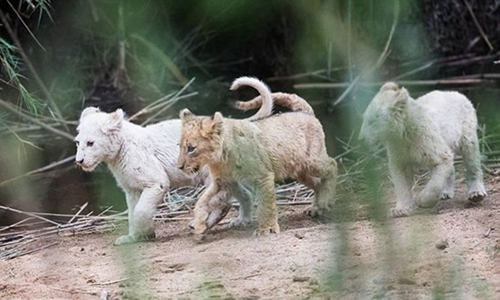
[210,112,224,135]
[102,108,124,134]
[180,109,194,123]
[391,87,409,115]
[80,107,100,121]
[380,82,399,92]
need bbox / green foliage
[17,0,52,25]
[0,38,41,112]
[0,0,52,113]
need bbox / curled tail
[233,92,314,116]
[230,77,273,120]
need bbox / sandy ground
[1,178,500,300]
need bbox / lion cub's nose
[177,163,184,170]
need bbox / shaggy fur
[75,108,204,245]
[177,77,338,240]
[359,82,487,217]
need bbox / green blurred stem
[330,0,400,107]
[131,34,189,85]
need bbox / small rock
[398,277,416,285]
[293,276,310,282]
[436,240,449,250]
[294,232,305,239]
[99,289,109,300]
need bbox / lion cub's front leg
[254,173,280,236]
[114,184,165,245]
[193,183,220,241]
[388,159,416,218]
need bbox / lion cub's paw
[388,208,413,218]
[253,223,280,236]
[304,205,331,218]
[114,232,155,246]
[229,216,253,228]
[114,235,136,246]
[193,233,207,243]
[193,223,209,243]
[440,192,454,200]
[468,189,486,203]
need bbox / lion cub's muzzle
[177,161,199,174]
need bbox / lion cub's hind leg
[303,157,338,218]
[228,183,254,228]
[416,157,454,208]
[254,173,280,236]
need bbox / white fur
[359,83,487,217]
[75,107,204,245]
[230,77,273,120]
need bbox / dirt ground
[1,178,500,300]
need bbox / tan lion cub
[177,77,338,239]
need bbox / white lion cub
[75,107,203,245]
[359,82,486,217]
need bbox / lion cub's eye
[87,141,94,147]
[187,145,196,154]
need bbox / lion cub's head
[75,107,124,171]
[359,82,410,146]
[177,109,224,174]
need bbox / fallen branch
[92,278,130,286]
[294,78,493,90]
[464,0,494,51]
[141,78,196,125]
[0,205,61,226]
[0,155,75,187]
[0,99,74,141]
